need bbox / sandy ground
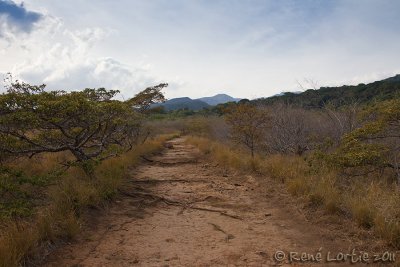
[43,138,396,267]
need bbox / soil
[43,138,396,267]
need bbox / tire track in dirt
[43,138,376,267]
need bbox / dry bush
[145,120,184,136]
[262,154,341,213]
[264,104,341,155]
[344,182,400,246]
[186,136,261,172]
[260,154,309,182]
[206,117,229,143]
[148,115,228,144]
[0,222,38,267]
[187,136,400,248]
[308,173,341,213]
[7,152,72,176]
[324,102,361,144]
[146,116,224,139]
[181,116,213,136]
[225,104,269,157]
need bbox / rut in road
[44,138,366,267]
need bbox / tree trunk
[70,149,96,178]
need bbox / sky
[0,0,400,100]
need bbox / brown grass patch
[187,136,400,249]
[0,134,175,267]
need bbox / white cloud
[1,13,170,98]
[2,0,400,99]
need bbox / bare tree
[295,77,320,91]
[324,100,360,144]
[264,104,312,155]
[225,103,270,158]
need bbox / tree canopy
[224,103,269,157]
[329,98,400,181]
[0,80,166,164]
[253,75,400,109]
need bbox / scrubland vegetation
[175,93,400,249]
[1,75,400,265]
[0,78,174,266]
[0,135,175,266]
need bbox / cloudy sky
[0,0,399,99]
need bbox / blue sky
[1,0,400,99]
[0,0,41,33]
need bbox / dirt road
[44,138,383,266]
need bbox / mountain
[153,94,241,111]
[253,74,400,108]
[197,94,241,106]
[156,97,210,111]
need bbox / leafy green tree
[0,80,166,165]
[128,83,167,113]
[330,98,400,183]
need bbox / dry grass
[0,134,175,267]
[186,136,264,172]
[8,151,72,176]
[346,182,400,247]
[187,136,400,249]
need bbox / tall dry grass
[0,134,175,267]
[186,136,400,249]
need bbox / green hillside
[253,74,400,108]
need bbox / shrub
[0,134,174,267]
[187,136,400,248]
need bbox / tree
[330,98,400,184]
[128,83,167,113]
[324,100,360,144]
[266,104,313,155]
[225,103,269,157]
[0,80,165,166]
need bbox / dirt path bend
[44,138,377,267]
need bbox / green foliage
[0,167,62,219]
[146,101,241,120]
[327,98,400,177]
[0,78,168,219]
[330,141,388,168]
[253,75,400,108]
[128,83,167,113]
[202,101,239,116]
[0,134,173,266]
[0,81,159,163]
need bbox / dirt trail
[44,138,378,267]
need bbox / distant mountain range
[197,94,242,106]
[155,94,241,111]
[153,74,400,111]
